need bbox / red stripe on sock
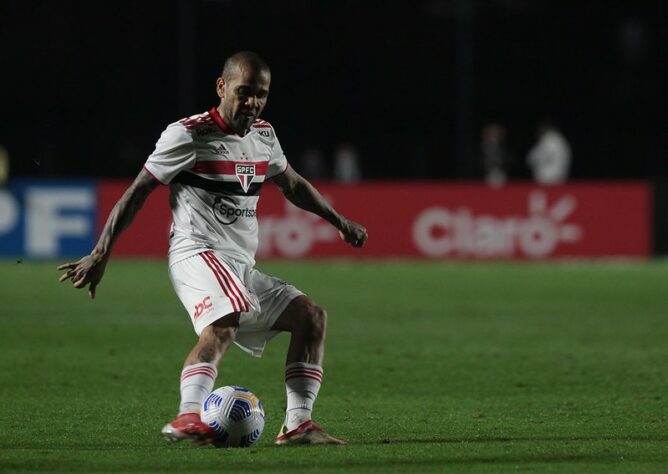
[285,373,323,383]
[285,368,323,382]
[285,366,323,373]
[181,366,217,377]
[182,364,216,373]
[181,369,217,381]
[285,368,323,378]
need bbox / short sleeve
[144,123,196,184]
[266,127,288,178]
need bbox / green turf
[1,259,667,473]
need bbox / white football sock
[284,362,323,430]
[178,362,217,415]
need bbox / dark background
[1,0,666,180]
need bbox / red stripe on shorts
[206,252,249,312]
[199,252,240,312]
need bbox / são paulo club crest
[235,164,256,193]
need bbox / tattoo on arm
[92,169,159,259]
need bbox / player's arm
[271,164,368,248]
[57,168,159,298]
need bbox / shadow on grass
[2,434,667,451]
[1,453,665,474]
[360,434,668,445]
[2,435,667,473]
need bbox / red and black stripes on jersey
[172,172,263,196]
[172,160,269,196]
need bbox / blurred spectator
[527,122,571,185]
[299,147,327,180]
[333,143,361,183]
[480,123,513,187]
[0,146,9,185]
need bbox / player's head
[216,51,271,136]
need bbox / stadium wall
[653,180,668,256]
[0,180,653,260]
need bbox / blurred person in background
[57,51,367,446]
[299,147,327,180]
[527,121,571,185]
[480,123,514,187]
[333,143,361,183]
[0,146,9,185]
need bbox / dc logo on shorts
[194,296,213,319]
[236,164,256,193]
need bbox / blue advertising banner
[0,180,97,259]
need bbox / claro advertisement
[0,180,651,260]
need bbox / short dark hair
[221,51,270,81]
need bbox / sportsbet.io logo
[213,195,256,225]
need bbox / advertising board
[97,182,652,260]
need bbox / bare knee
[271,296,328,338]
[206,313,240,344]
[209,325,238,345]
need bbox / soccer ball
[201,386,265,447]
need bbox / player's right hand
[57,254,108,299]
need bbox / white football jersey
[144,107,288,266]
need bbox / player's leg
[273,295,326,365]
[163,251,254,444]
[270,296,346,445]
[162,314,240,443]
[179,313,240,414]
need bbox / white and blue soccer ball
[201,385,265,447]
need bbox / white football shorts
[168,250,304,357]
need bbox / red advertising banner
[98,181,651,259]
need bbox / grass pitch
[1,259,667,473]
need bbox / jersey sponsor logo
[194,296,213,319]
[213,195,257,225]
[258,130,270,138]
[235,164,256,193]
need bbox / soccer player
[58,51,367,445]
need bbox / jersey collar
[209,107,238,135]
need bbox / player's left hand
[337,218,368,248]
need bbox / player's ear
[216,77,225,99]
